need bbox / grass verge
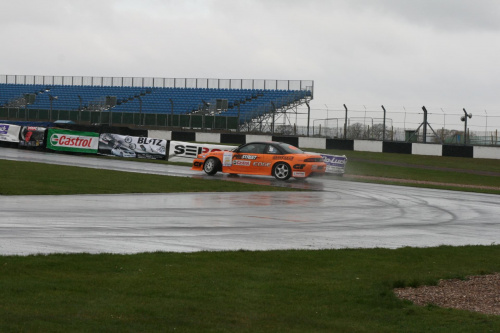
[317,149,500,194]
[1,246,499,332]
[0,159,295,195]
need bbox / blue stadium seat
[0,83,311,123]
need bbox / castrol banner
[46,128,99,153]
[168,141,235,162]
[0,123,21,143]
[99,133,166,159]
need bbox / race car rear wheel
[203,157,220,176]
[273,162,291,181]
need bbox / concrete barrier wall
[171,131,196,142]
[298,137,326,149]
[383,142,412,154]
[412,143,442,156]
[148,130,171,140]
[443,145,474,158]
[147,129,500,160]
[246,134,272,143]
[474,146,500,159]
[353,140,383,153]
[195,132,220,143]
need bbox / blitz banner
[99,133,166,159]
[0,124,21,143]
[46,128,99,153]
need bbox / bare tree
[347,123,366,139]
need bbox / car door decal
[223,151,233,166]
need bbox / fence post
[343,104,348,139]
[381,105,386,141]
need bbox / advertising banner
[320,154,347,175]
[19,126,46,148]
[168,141,235,162]
[46,128,99,153]
[0,123,21,143]
[99,133,166,159]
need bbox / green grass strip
[0,160,294,195]
[0,246,499,332]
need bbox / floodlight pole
[78,95,83,122]
[422,106,428,143]
[462,108,472,145]
[381,105,387,141]
[169,98,174,127]
[305,100,310,137]
[343,104,348,139]
[271,102,276,135]
[49,94,58,122]
[136,96,142,126]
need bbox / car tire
[273,162,291,181]
[203,157,220,176]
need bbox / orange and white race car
[192,141,326,180]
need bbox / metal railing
[0,74,313,95]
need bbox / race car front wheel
[203,157,220,176]
[273,162,291,181]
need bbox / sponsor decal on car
[273,156,294,160]
[233,160,251,166]
[193,161,203,167]
[233,154,258,160]
[223,151,233,166]
[293,164,306,169]
[293,171,306,177]
[253,162,271,167]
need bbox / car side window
[265,145,279,154]
[238,144,255,153]
[239,143,266,154]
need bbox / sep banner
[46,128,99,153]
[99,133,166,159]
[0,123,21,143]
[19,126,46,148]
[320,154,347,175]
[168,141,235,162]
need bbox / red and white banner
[168,141,235,162]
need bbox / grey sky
[1,0,499,130]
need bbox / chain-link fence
[261,105,500,146]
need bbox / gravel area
[394,273,500,316]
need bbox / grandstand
[0,75,313,132]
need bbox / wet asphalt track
[1,147,499,255]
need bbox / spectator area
[0,83,311,124]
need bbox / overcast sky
[1,0,499,130]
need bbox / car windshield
[276,142,305,154]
